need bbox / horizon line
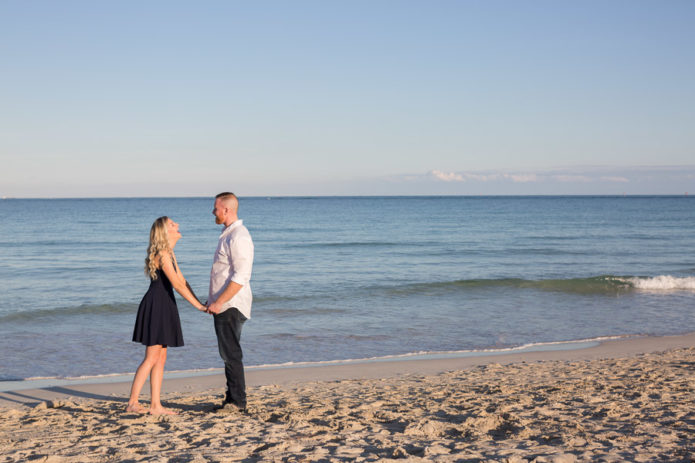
[1,193,691,200]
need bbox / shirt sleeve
[228,233,254,286]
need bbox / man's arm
[208,234,253,314]
[207,282,244,314]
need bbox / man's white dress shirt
[208,220,254,319]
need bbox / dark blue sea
[1,196,694,383]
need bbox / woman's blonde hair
[144,216,172,279]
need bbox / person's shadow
[1,387,217,414]
[1,386,127,407]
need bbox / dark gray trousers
[214,307,247,407]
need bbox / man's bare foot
[149,406,178,416]
[125,403,148,413]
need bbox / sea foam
[620,275,695,291]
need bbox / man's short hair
[216,192,237,200]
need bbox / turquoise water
[0,196,693,381]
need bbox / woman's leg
[127,345,163,412]
[149,346,177,415]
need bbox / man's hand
[207,300,223,315]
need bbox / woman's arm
[159,252,206,311]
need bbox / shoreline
[0,335,623,392]
[2,331,693,409]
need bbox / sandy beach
[1,334,694,462]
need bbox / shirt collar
[220,219,243,237]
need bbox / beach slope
[1,334,693,462]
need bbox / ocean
[1,196,694,385]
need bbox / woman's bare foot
[126,403,148,413]
[149,406,178,416]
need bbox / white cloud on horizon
[423,167,692,185]
[398,166,695,195]
[428,170,539,183]
[504,173,538,183]
[429,170,465,182]
[600,176,630,183]
[552,175,593,183]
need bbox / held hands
[196,300,220,315]
[206,300,223,315]
[194,299,212,315]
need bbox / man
[207,192,254,412]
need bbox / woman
[127,216,206,415]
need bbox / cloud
[429,170,465,182]
[503,173,538,183]
[552,175,593,183]
[428,170,539,183]
[465,173,502,182]
[600,176,629,183]
[374,165,695,196]
[425,170,631,185]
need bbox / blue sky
[1,1,694,197]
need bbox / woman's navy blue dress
[132,268,184,347]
